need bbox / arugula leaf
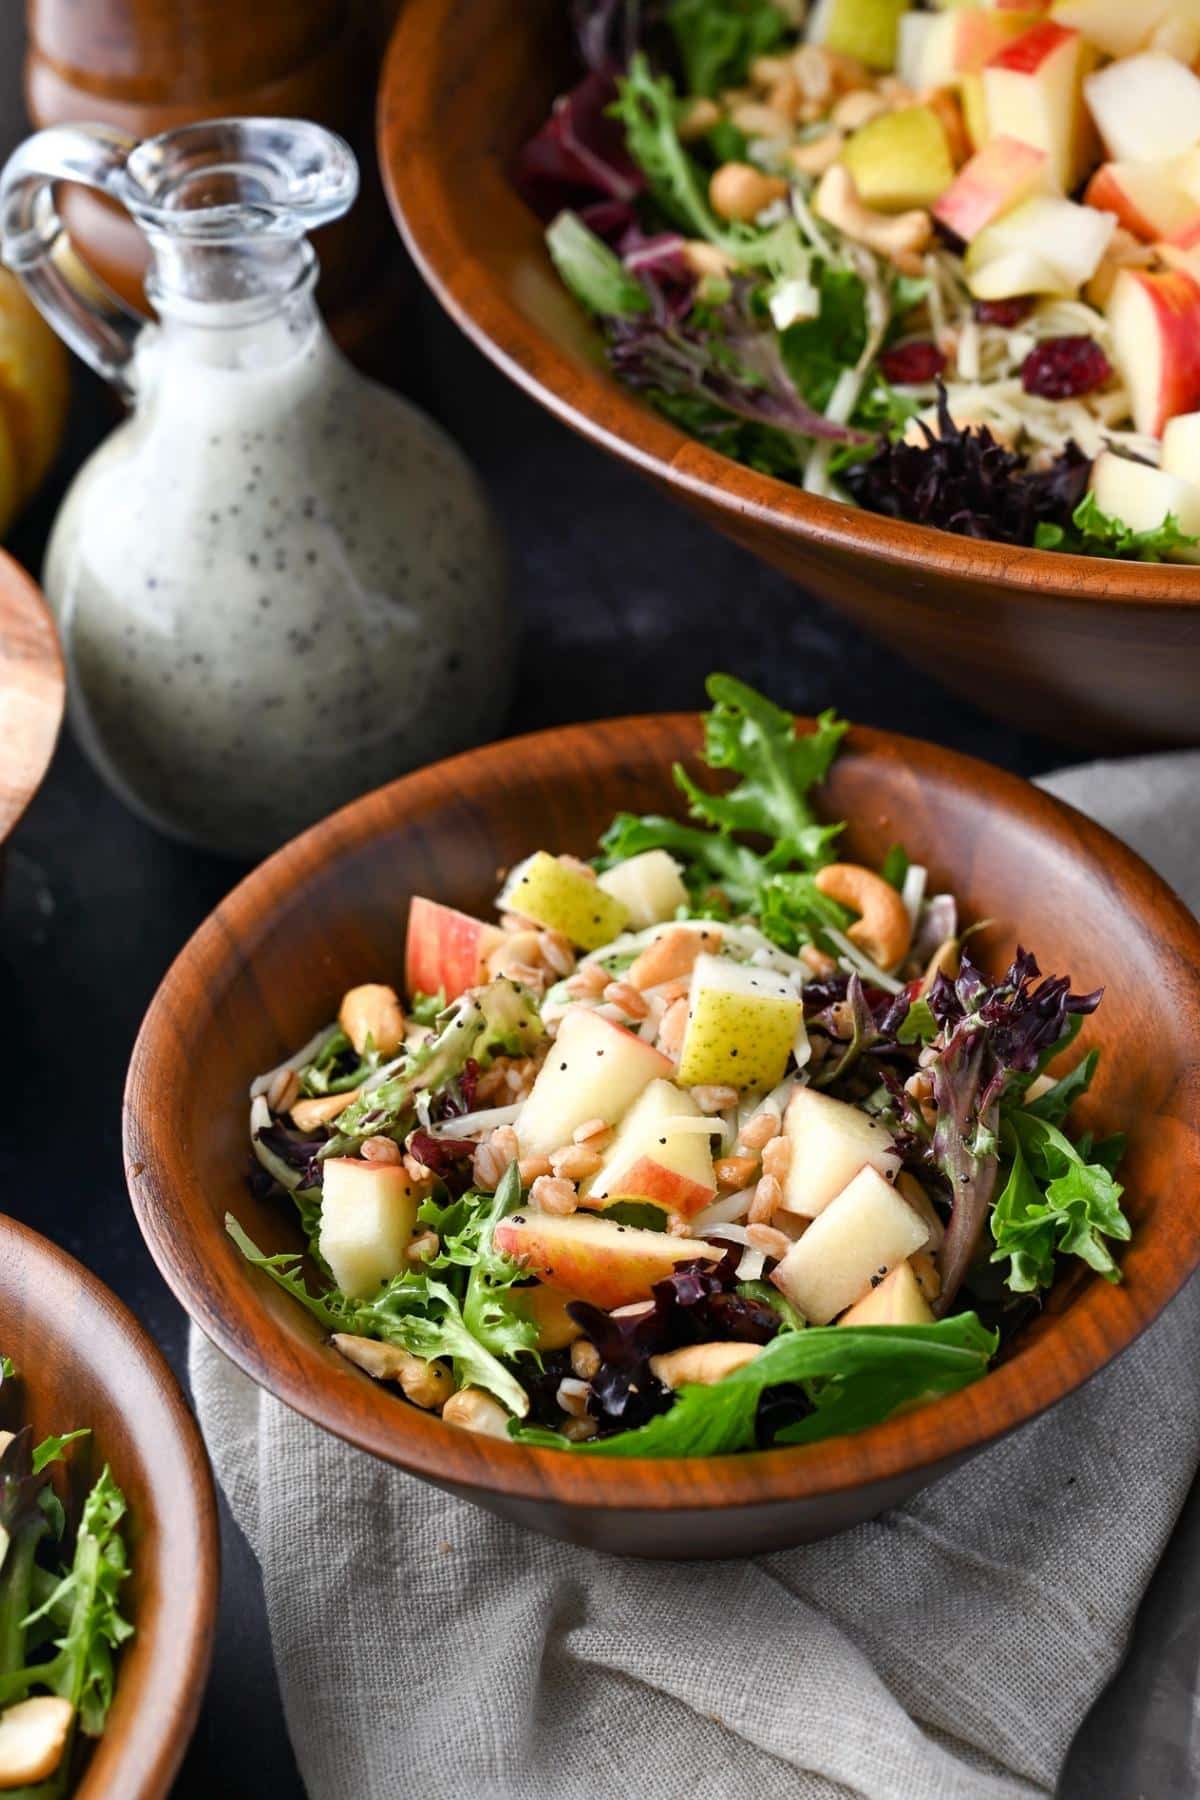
[639,386,809,481]
[989,1111,1130,1293]
[666,0,786,96]
[1035,490,1200,562]
[32,1432,89,1477]
[511,1315,996,1456]
[1024,1048,1098,1126]
[546,210,651,319]
[460,1166,541,1364]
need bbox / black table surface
[2,21,1199,1798]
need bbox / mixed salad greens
[0,1360,132,1795]
[518,0,1200,561]
[231,676,1130,1458]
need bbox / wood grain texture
[377,0,1200,751]
[0,1215,218,1795]
[0,549,63,850]
[123,715,1200,1557]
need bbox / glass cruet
[0,119,513,858]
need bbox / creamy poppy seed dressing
[46,312,510,856]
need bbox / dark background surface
[1,13,1198,1796]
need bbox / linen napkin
[191,750,1200,1800]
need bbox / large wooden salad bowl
[0,1216,218,1796]
[124,715,1200,1556]
[378,0,1200,751]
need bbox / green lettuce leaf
[779,267,869,412]
[666,0,786,96]
[1034,490,1200,562]
[511,1315,996,1457]
[989,1110,1131,1293]
[546,211,651,319]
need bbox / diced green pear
[840,105,956,212]
[677,954,802,1091]
[596,849,689,929]
[806,0,910,69]
[500,851,629,950]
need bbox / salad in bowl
[230,677,1129,1458]
[519,0,1200,561]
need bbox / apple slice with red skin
[516,1005,674,1159]
[983,21,1095,191]
[1106,266,1200,434]
[584,1078,718,1220]
[1084,163,1200,243]
[494,1211,721,1310]
[933,135,1048,242]
[404,895,505,1003]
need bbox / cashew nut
[830,88,890,131]
[338,982,406,1058]
[290,1087,362,1131]
[813,862,913,970]
[332,1333,455,1410]
[730,101,793,140]
[786,130,845,176]
[678,96,722,142]
[709,162,789,223]
[681,239,735,278]
[791,43,836,109]
[0,1697,74,1786]
[750,53,793,87]
[814,165,932,274]
[441,1387,512,1437]
[649,1341,762,1389]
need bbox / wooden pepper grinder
[24,0,404,365]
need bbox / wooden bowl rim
[0,1214,218,1798]
[124,712,1200,1514]
[0,551,64,845]
[376,0,1200,612]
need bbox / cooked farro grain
[657,997,689,1057]
[746,1223,791,1260]
[361,1134,403,1165]
[572,1116,612,1146]
[406,1230,439,1263]
[473,1124,519,1192]
[761,1135,791,1182]
[690,1083,739,1114]
[603,980,649,1020]
[517,1154,552,1185]
[565,962,609,999]
[530,1174,578,1215]
[749,1173,782,1223]
[550,1143,604,1182]
[739,1111,779,1152]
[716,1153,759,1190]
[538,930,576,977]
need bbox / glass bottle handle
[0,125,145,401]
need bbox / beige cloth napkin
[190,751,1200,1800]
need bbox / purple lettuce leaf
[514,70,645,220]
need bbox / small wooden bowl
[0,1216,218,1796]
[124,715,1200,1556]
[0,550,63,855]
[377,0,1200,751]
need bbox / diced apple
[1084,163,1200,243]
[900,6,1043,88]
[676,953,802,1091]
[493,1210,720,1309]
[839,1260,936,1326]
[982,22,1094,191]
[338,982,406,1057]
[318,1158,419,1299]
[1151,9,1200,66]
[404,896,505,1003]
[840,105,957,211]
[510,1283,583,1350]
[1161,411,1200,482]
[1088,451,1200,560]
[933,134,1048,240]
[1050,0,1169,58]
[596,850,688,930]
[584,1078,717,1219]
[499,851,628,950]
[965,194,1115,298]
[1106,266,1200,434]
[779,1086,901,1219]
[771,1165,931,1326]
[1085,53,1200,165]
[805,0,909,69]
[516,1004,673,1158]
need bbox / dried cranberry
[1020,336,1112,399]
[878,340,946,385]
[973,297,1033,327]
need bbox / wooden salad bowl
[123,714,1200,1557]
[0,550,63,860]
[378,0,1200,751]
[0,1216,218,1796]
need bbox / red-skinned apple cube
[1089,451,1200,557]
[1050,0,1169,58]
[1084,163,1200,242]
[585,1078,718,1219]
[933,135,1048,240]
[515,1004,674,1159]
[1085,53,1200,165]
[493,1211,721,1309]
[404,896,504,1003]
[983,22,1094,190]
[1106,266,1200,434]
